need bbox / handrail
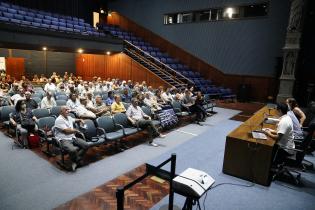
[124,40,194,84]
[124,48,185,87]
[124,48,185,88]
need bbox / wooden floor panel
[54,164,169,210]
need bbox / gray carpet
[0,107,239,210]
[149,119,315,210]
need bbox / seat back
[56,99,67,106]
[50,106,62,117]
[96,116,116,133]
[32,97,42,105]
[56,95,68,101]
[141,106,152,116]
[82,119,97,140]
[113,113,131,128]
[0,106,15,122]
[122,102,130,110]
[32,108,50,119]
[36,116,55,130]
[171,101,182,112]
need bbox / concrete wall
[109,0,291,77]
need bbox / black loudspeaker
[238,84,251,102]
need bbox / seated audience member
[161,88,172,104]
[54,106,89,171]
[44,78,57,93]
[182,89,204,122]
[286,98,306,126]
[143,92,162,113]
[85,92,94,108]
[87,95,111,116]
[75,97,97,119]
[194,91,209,121]
[111,95,126,114]
[8,83,19,96]
[10,100,37,146]
[11,88,25,105]
[137,93,145,107]
[126,98,165,147]
[66,93,80,111]
[105,91,114,106]
[121,88,132,103]
[25,91,38,110]
[41,91,57,109]
[263,103,295,164]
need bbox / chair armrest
[96,127,105,136]
[75,130,86,141]
[37,129,48,139]
[115,123,125,130]
[279,145,303,153]
[97,127,106,135]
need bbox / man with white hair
[41,91,57,109]
[11,88,25,105]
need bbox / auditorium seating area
[98,23,237,100]
[0,1,106,37]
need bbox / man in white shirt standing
[126,98,165,147]
[264,103,295,164]
[54,106,88,171]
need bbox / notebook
[251,131,267,140]
[264,117,280,125]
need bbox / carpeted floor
[0,107,239,210]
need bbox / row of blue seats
[0,11,90,29]
[0,1,85,23]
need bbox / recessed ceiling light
[106,51,111,55]
[42,47,47,51]
[78,48,83,53]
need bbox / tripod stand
[182,196,201,210]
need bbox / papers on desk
[252,131,267,140]
[264,117,280,125]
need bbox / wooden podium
[223,106,277,186]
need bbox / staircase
[124,41,192,90]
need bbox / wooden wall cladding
[76,53,169,88]
[107,12,277,102]
[5,57,25,80]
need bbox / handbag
[27,134,40,149]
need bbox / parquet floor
[54,164,170,210]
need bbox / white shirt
[11,94,25,105]
[66,99,80,111]
[287,111,303,137]
[126,105,147,121]
[41,96,56,109]
[54,115,76,141]
[277,114,295,152]
[44,83,56,93]
[75,105,96,118]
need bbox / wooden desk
[223,106,278,186]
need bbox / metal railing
[116,154,177,210]
[124,40,194,85]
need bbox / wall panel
[76,53,168,88]
[5,57,25,80]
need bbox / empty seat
[0,2,10,8]
[66,23,73,28]
[44,15,52,20]
[32,109,50,119]
[32,22,40,27]
[50,25,58,30]
[58,18,66,23]
[21,20,31,25]
[25,16,33,22]
[18,10,26,16]
[0,6,7,12]
[59,22,66,27]
[3,12,13,19]
[27,12,35,17]
[10,18,21,24]
[113,113,139,136]
[78,18,84,22]
[0,16,9,22]
[51,17,58,22]
[7,8,17,14]
[13,14,23,20]
[42,19,51,25]
[33,18,42,23]
[36,14,44,19]
[41,23,50,29]
[11,5,20,10]
[51,20,58,26]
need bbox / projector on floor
[172,168,215,198]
